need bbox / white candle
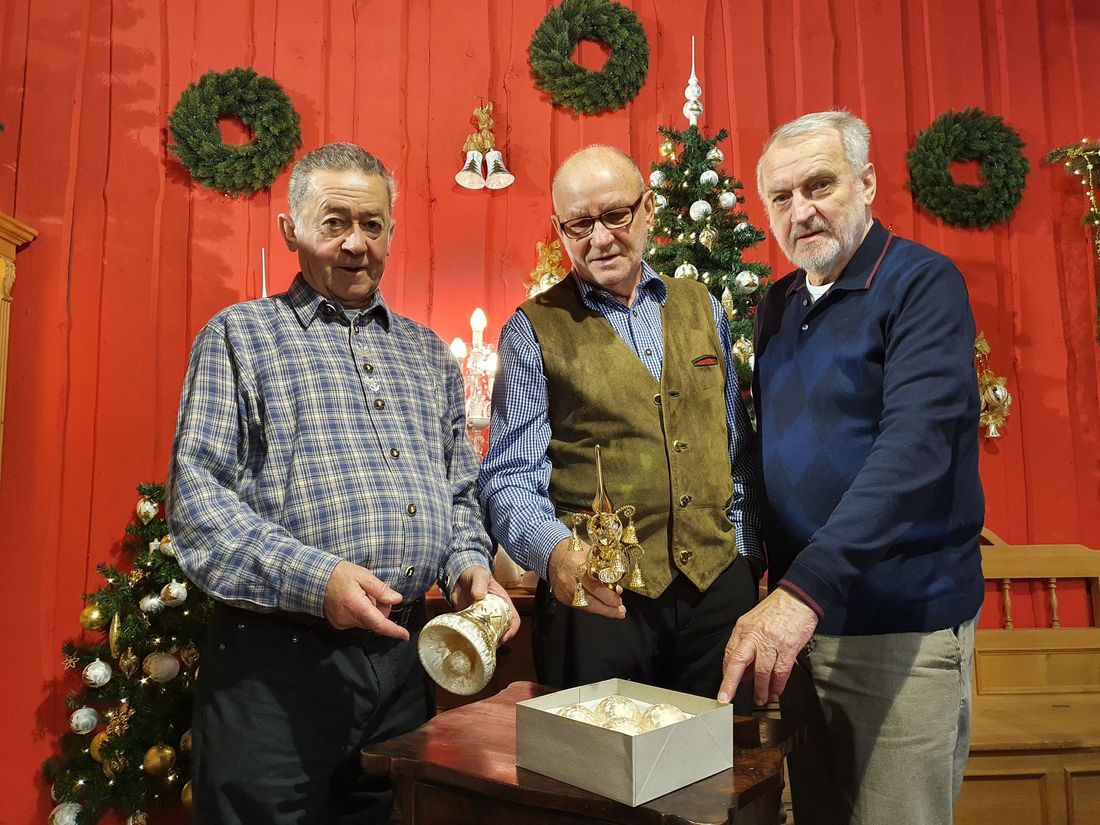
[261,247,268,298]
[450,337,468,361]
[470,308,487,347]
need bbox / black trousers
[191,603,433,825]
[532,554,757,713]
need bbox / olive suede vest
[521,275,738,598]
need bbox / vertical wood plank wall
[0,0,1097,820]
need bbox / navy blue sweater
[753,220,984,635]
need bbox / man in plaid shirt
[168,143,519,824]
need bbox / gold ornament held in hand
[571,445,646,608]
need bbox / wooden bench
[954,529,1100,825]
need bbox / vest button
[678,494,693,507]
[673,440,688,452]
[653,394,662,406]
[677,549,695,564]
[801,323,809,331]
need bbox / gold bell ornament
[418,593,512,695]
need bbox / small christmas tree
[645,43,769,390]
[43,483,212,825]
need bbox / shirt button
[677,549,695,564]
[644,348,653,356]
[801,323,809,331]
[632,310,638,317]
[404,565,415,577]
[407,503,417,516]
[364,363,374,373]
[374,399,385,409]
[678,494,693,507]
[390,448,400,458]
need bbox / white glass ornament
[157,536,174,557]
[674,262,699,279]
[148,540,160,554]
[556,704,599,725]
[735,271,761,291]
[140,594,164,614]
[735,220,752,232]
[160,580,188,607]
[143,652,181,683]
[596,694,643,723]
[49,803,83,825]
[70,706,99,734]
[82,658,112,688]
[641,702,691,731]
[648,169,665,188]
[719,191,738,209]
[699,169,719,187]
[136,497,159,525]
[601,716,645,735]
[654,193,668,209]
[706,146,724,165]
[689,200,712,221]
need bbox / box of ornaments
[515,678,733,806]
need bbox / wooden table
[362,681,798,825]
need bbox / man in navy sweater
[717,111,984,825]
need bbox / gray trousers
[780,615,978,825]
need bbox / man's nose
[589,219,615,247]
[790,193,816,225]
[342,227,369,255]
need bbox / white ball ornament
[735,271,761,291]
[648,170,665,188]
[82,658,112,688]
[719,191,738,210]
[160,580,188,607]
[135,497,159,525]
[157,535,175,558]
[143,652,181,683]
[654,193,668,209]
[140,594,165,614]
[49,802,83,825]
[70,706,99,734]
[674,262,700,280]
[689,200,712,221]
[706,146,724,165]
[699,169,720,187]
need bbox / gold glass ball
[79,605,108,632]
[179,728,193,754]
[142,743,177,776]
[181,780,193,808]
[90,731,109,762]
[659,139,677,160]
[103,755,126,779]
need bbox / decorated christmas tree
[43,483,212,825]
[645,42,769,389]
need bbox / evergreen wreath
[906,108,1030,228]
[528,0,649,115]
[168,67,302,197]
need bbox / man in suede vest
[478,146,762,704]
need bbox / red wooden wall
[1,0,1097,820]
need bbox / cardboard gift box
[515,678,734,807]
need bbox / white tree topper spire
[683,36,704,127]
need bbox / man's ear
[860,163,877,206]
[277,213,298,252]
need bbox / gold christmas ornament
[118,648,139,678]
[601,716,645,735]
[181,780,193,808]
[659,138,677,160]
[127,813,149,825]
[157,535,175,557]
[179,641,201,669]
[721,287,735,319]
[641,702,691,730]
[160,580,188,607]
[142,743,177,776]
[105,704,135,738]
[108,612,122,658]
[706,146,724,165]
[61,653,79,670]
[418,593,512,695]
[569,446,646,607]
[975,333,1012,438]
[79,604,109,632]
[698,227,718,251]
[732,336,754,366]
[597,694,643,723]
[180,728,193,754]
[674,262,699,279]
[735,270,760,292]
[103,755,127,779]
[525,239,569,298]
[90,731,110,762]
[556,703,599,724]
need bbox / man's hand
[717,587,819,706]
[547,535,626,620]
[323,560,410,640]
[449,565,521,643]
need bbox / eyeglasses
[556,192,647,240]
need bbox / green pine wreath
[906,108,1030,228]
[528,0,650,115]
[168,67,302,197]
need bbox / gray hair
[552,144,645,205]
[288,142,398,223]
[756,110,871,194]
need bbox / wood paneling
[1,1,1098,821]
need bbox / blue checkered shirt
[168,275,493,616]
[478,263,763,579]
